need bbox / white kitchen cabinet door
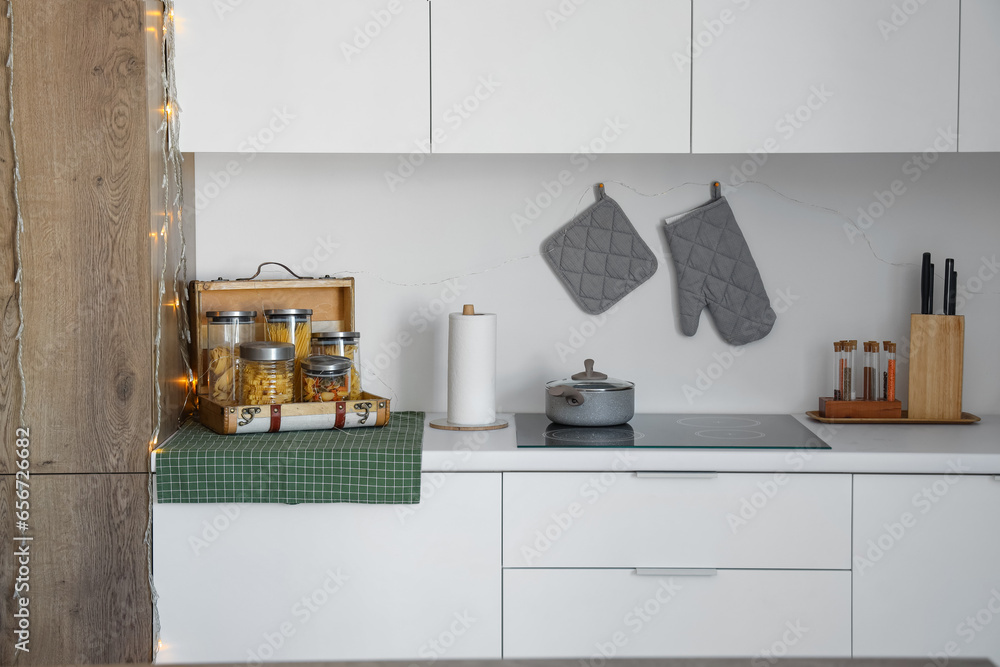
[430,0,691,153]
[692,0,959,153]
[959,0,1000,151]
[173,1,429,153]
[504,569,851,659]
[853,474,1000,662]
[154,473,500,663]
[503,472,852,569]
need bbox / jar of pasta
[264,309,312,401]
[239,341,295,405]
[301,355,352,402]
[311,331,362,399]
[206,310,256,405]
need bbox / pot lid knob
[571,358,608,381]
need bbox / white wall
[191,152,1000,416]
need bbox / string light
[148,2,188,660]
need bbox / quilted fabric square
[663,195,775,345]
[542,186,658,315]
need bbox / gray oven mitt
[543,183,658,315]
[663,185,775,345]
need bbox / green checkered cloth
[155,412,424,504]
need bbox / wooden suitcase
[197,393,390,434]
[189,264,390,434]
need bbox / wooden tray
[806,410,980,425]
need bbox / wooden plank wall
[0,0,177,662]
[0,475,152,663]
[12,0,153,474]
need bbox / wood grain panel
[0,475,13,658]
[0,473,152,664]
[10,0,153,472]
[0,0,19,474]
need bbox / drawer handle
[635,568,718,577]
[634,472,718,479]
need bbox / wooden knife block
[907,314,964,420]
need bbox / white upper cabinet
[430,0,691,153]
[959,0,1000,151]
[691,0,960,153]
[173,0,430,153]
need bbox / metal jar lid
[301,355,352,374]
[240,341,295,361]
[207,310,257,324]
[264,308,313,321]
[311,331,360,341]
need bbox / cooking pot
[545,358,635,426]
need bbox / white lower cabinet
[153,472,501,663]
[502,471,853,659]
[503,472,852,569]
[503,568,852,659]
[853,474,1000,663]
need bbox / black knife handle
[921,252,931,314]
[949,270,958,315]
[928,262,935,315]
[943,259,955,315]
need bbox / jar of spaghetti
[206,310,256,405]
[311,331,363,400]
[239,342,295,405]
[301,355,352,402]
[264,309,312,400]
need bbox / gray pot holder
[663,184,775,345]
[543,184,658,315]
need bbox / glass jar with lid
[239,341,295,405]
[264,309,312,400]
[301,355,352,402]
[205,310,256,405]
[311,331,362,399]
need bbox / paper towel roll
[447,310,497,425]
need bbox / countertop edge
[150,413,1000,475]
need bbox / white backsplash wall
[192,152,1000,415]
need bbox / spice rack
[817,339,902,420]
[810,327,978,425]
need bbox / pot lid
[546,359,634,392]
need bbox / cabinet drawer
[503,472,850,569]
[503,568,851,659]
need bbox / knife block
[907,314,964,420]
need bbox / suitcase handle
[235,262,317,281]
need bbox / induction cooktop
[515,414,831,449]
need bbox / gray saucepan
[545,358,635,427]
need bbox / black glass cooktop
[515,414,830,449]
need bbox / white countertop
[422,413,1000,474]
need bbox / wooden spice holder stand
[811,314,978,425]
[189,270,392,435]
[817,397,902,419]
